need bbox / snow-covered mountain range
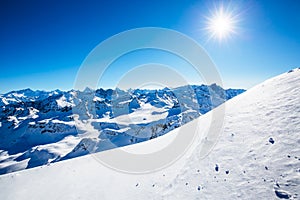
[0,69,299,200]
[0,84,244,175]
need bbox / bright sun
[205,6,238,41]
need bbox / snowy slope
[0,85,243,175]
[0,69,299,199]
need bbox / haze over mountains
[0,84,244,175]
[0,69,299,200]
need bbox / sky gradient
[0,0,299,93]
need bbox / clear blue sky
[0,0,299,93]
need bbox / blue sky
[0,0,299,93]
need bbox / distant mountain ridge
[0,84,245,175]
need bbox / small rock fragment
[215,164,219,172]
[269,138,275,144]
[274,190,291,199]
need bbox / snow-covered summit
[0,84,244,175]
[0,69,298,199]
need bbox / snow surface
[0,69,299,199]
[113,103,168,124]
[0,84,243,175]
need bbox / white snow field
[0,69,299,199]
[0,84,243,175]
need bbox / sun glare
[205,5,238,41]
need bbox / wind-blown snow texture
[0,69,299,199]
[0,84,244,175]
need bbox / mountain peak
[0,70,298,199]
